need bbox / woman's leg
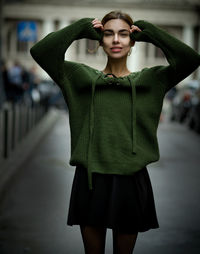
[80,225,107,254]
[112,230,138,254]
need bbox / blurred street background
[0,0,200,253]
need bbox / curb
[0,107,61,193]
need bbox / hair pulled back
[101,10,134,27]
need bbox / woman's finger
[92,18,101,24]
[130,25,142,33]
[92,19,104,31]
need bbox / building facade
[2,0,200,81]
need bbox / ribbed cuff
[130,20,152,42]
[77,18,103,42]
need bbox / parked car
[170,80,200,123]
[186,88,200,133]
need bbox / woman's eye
[104,33,112,36]
[120,33,129,37]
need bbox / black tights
[80,226,138,254]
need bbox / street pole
[0,0,6,108]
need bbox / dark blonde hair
[101,10,134,27]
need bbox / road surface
[0,109,200,254]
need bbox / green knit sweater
[30,18,200,189]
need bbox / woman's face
[102,19,134,59]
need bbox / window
[75,39,80,55]
[17,40,29,53]
[155,47,165,58]
[86,39,99,55]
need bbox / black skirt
[67,165,159,234]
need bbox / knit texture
[30,18,200,189]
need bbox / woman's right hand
[92,18,104,31]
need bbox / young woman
[30,11,200,254]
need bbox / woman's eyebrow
[119,29,130,33]
[103,29,114,33]
[104,29,130,33]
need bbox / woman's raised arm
[30,18,103,86]
[130,20,200,90]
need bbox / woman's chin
[107,53,128,59]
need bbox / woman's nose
[113,34,119,43]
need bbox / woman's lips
[111,47,122,52]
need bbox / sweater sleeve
[30,18,103,85]
[130,20,200,90]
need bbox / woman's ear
[130,40,135,47]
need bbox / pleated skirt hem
[67,165,159,234]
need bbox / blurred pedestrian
[30,10,200,254]
[7,60,25,104]
[1,60,10,102]
[166,87,177,101]
[28,66,40,106]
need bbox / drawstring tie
[87,73,137,190]
[127,75,137,154]
[87,74,101,189]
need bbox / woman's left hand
[130,25,142,33]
